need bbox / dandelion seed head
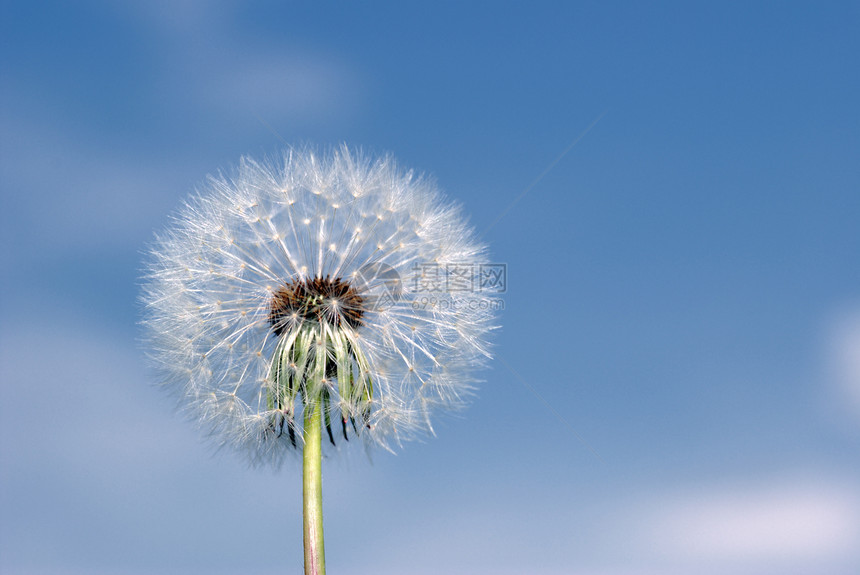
[141,145,496,467]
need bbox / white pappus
[141,146,497,467]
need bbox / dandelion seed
[141,145,497,574]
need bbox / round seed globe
[141,146,496,468]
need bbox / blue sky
[1,1,859,574]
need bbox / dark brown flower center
[269,276,365,335]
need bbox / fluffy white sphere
[141,146,496,467]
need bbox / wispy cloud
[1,3,364,266]
[0,304,301,574]
[640,478,860,569]
[0,110,187,261]
[198,54,361,125]
[114,0,362,126]
[826,306,860,416]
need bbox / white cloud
[200,54,360,125]
[0,4,364,264]
[112,0,227,37]
[641,479,860,567]
[0,110,190,259]
[111,1,363,125]
[0,304,303,574]
[827,307,860,415]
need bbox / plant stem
[303,398,326,575]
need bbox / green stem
[303,398,326,575]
